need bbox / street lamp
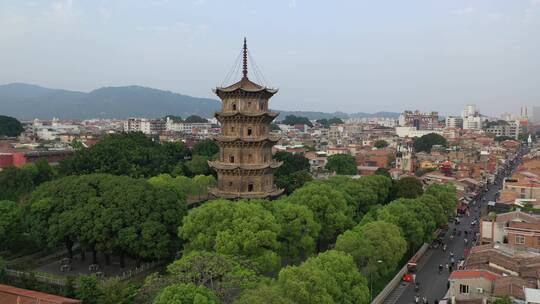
[370,260,383,301]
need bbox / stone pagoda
[208,38,283,199]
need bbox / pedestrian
[450,251,454,258]
[413,273,416,284]
[423,296,427,304]
[415,295,419,304]
[445,263,449,270]
[449,265,453,273]
[438,264,443,274]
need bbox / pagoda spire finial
[242,37,248,79]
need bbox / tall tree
[425,183,457,217]
[153,283,219,304]
[286,183,354,249]
[179,200,281,273]
[335,221,407,280]
[413,133,447,153]
[192,140,219,158]
[58,132,189,177]
[259,199,320,264]
[325,154,357,175]
[0,115,24,137]
[391,176,424,199]
[166,251,260,303]
[0,200,23,250]
[373,140,389,149]
[377,199,426,250]
[281,115,313,127]
[278,250,370,304]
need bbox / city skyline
[1,0,540,116]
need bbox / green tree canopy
[192,140,219,158]
[335,220,407,280]
[425,183,457,217]
[273,152,312,194]
[377,199,427,249]
[322,176,378,221]
[316,117,344,128]
[258,199,320,264]
[413,133,447,153]
[325,154,357,175]
[0,160,55,201]
[357,174,393,204]
[179,200,281,273]
[186,155,212,176]
[184,115,209,123]
[58,132,189,177]
[234,283,293,304]
[28,174,186,264]
[0,200,23,250]
[0,115,24,137]
[286,183,354,248]
[391,176,424,199]
[278,250,370,304]
[166,251,260,303]
[374,140,389,149]
[273,152,310,176]
[153,283,219,304]
[281,115,313,127]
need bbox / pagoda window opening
[247,128,253,136]
[248,183,254,192]
[229,155,235,163]
[248,154,253,162]
[229,181,233,187]
[232,103,237,111]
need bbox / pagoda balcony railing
[212,134,281,142]
[208,160,282,170]
[209,187,284,199]
[214,110,279,117]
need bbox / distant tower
[209,38,283,199]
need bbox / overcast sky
[1,0,540,116]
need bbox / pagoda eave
[208,160,283,171]
[209,187,284,200]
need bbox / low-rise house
[480,211,540,246]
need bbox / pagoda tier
[209,187,283,200]
[208,160,282,171]
[212,134,280,143]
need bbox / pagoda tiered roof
[214,77,278,98]
[209,187,284,199]
[212,134,281,143]
[208,160,283,171]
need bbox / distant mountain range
[0,83,399,120]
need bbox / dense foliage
[373,140,389,149]
[391,176,424,199]
[58,132,189,177]
[0,115,24,137]
[184,115,209,123]
[28,174,187,265]
[192,139,219,158]
[273,152,312,194]
[325,154,357,175]
[413,133,447,153]
[280,115,313,127]
[316,117,344,128]
[0,159,55,201]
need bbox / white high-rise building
[461,104,483,130]
[445,116,463,129]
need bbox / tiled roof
[0,284,81,304]
[449,270,500,281]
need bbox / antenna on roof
[242,37,248,79]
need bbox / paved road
[388,146,527,304]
